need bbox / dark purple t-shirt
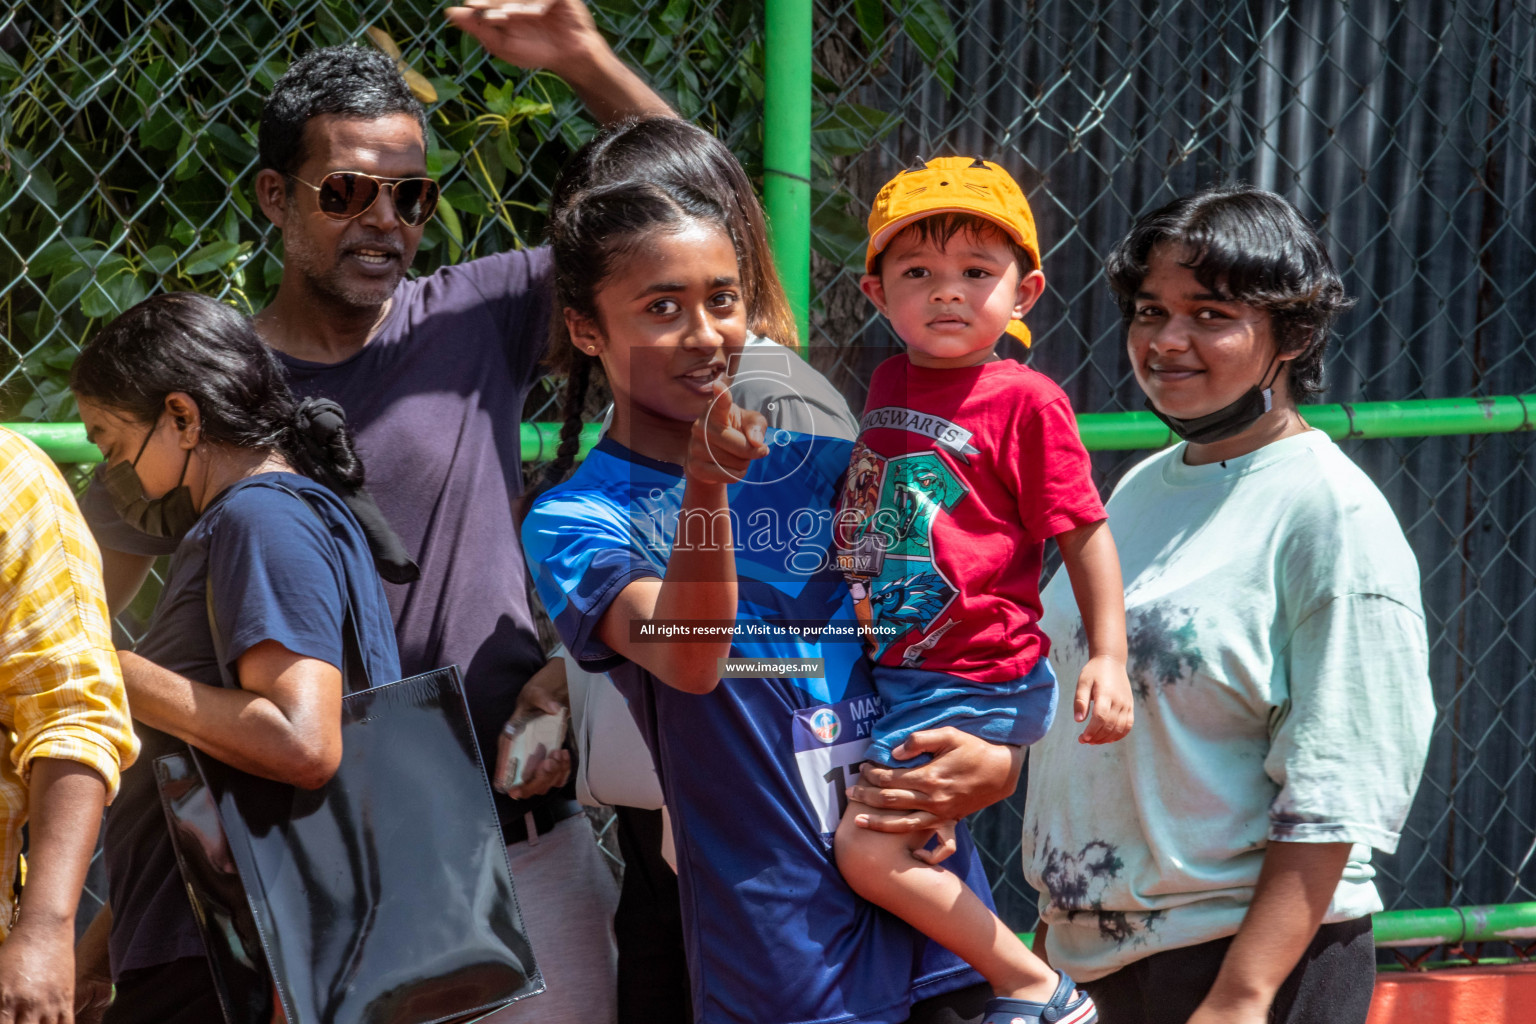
[87,248,563,851]
[277,249,559,842]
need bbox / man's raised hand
[446,0,674,123]
[446,0,603,77]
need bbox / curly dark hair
[258,45,426,180]
[1105,184,1355,399]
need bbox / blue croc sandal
[981,971,1097,1024]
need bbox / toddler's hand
[910,820,959,866]
[1074,654,1133,744]
[686,379,769,486]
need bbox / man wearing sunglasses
[77,4,670,1024]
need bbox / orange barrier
[1368,963,1536,1023]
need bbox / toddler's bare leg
[832,798,1061,1000]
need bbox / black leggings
[613,806,693,1024]
[1082,916,1376,1024]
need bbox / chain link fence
[805,0,1536,933]
[2,0,765,933]
[0,0,761,422]
[4,0,1533,944]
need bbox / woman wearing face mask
[1020,186,1434,1024]
[68,293,402,1024]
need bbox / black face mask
[96,418,200,540]
[1145,355,1282,446]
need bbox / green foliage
[849,0,957,91]
[0,0,951,421]
[808,0,958,274]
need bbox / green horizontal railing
[1015,901,1536,954]
[12,395,1532,465]
[6,421,101,464]
[1074,394,1535,451]
[1372,901,1536,949]
[3,419,604,465]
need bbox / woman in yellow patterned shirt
[0,427,138,1022]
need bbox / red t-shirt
[834,357,1105,681]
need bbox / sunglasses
[286,171,440,227]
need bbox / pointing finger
[705,379,735,429]
[738,408,768,450]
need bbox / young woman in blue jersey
[521,124,1017,1024]
[542,116,862,1024]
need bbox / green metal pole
[1373,901,1536,947]
[8,396,1532,465]
[762,0,813,351]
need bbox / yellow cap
[865,157,1040,346]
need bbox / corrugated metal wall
[810,0,1536,928]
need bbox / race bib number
[792,694,886,836]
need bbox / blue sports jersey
[523,436,988,1024]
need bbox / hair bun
[295,396,347,446]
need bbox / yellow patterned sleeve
[0,429,139,804]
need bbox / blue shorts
[863,658,1058,767]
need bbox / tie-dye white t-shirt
[1021,429,1434,982]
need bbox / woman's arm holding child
[597,384,768,693]
[848,727,1024,847]
[1055,519,1132,743]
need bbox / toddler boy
[832,157,1131,1024]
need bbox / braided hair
[551,116,797,348]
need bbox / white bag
[565,651,665,811]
